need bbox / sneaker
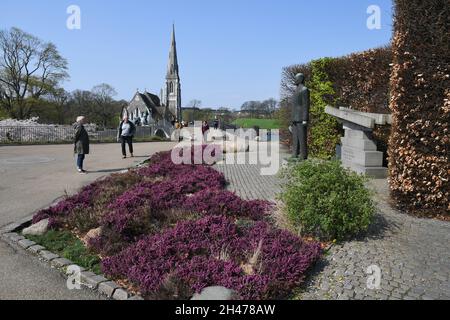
[122,156,127,159]
[130,154,134,158]
[77,168,87,174]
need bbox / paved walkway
[0,142,175,300]
[215,160,450,300]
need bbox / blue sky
[0,0,393,109]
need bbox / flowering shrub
[102,216,321,300]
[183,189,271,220]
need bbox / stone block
[191,286,238,300]
[8,233,25,242]
[80,272,108,289]
[344,128,371,140]
[22,219,49,236]
[27,245,46,254]
[18,239,36,249]
[341,146,383,167]
[39,250,59,261]
[112,288,130,300]
[51,258,73,268]
[98,281,121,298]
[342,161,388,179]
[341,137,377,151]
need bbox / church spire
[165,24,181,121]
[167,24,179,79]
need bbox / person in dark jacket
[74,116,90,174]
[202,120,210,141]
[117,116,136,159]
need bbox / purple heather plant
[183,189,272,220]
[101,216,321,300]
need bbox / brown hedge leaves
[389,0,450,214]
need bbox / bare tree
[186,99,202,109]
[0,27,68,119]
[91,83,118,128]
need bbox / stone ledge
[39,250,59,261]
[80,272,109,289]
[18,239,36,249]
[51,258,73,268]
[27,244,46,254]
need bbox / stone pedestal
[341,128,387,179]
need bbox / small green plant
[280,160,375,241]
[27,230,101,274]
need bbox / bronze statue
[291,73,310,159]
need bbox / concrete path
[0,142,175,300]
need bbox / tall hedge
[389,0,450,214]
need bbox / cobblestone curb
[1,222,143,301]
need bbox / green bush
[280,160,375,241]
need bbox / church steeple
[167,24,179,79]
[165,24,181,121]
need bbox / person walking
[202,120,210,141]
[213,117,219,130]
[117,116,136,159]
[74,116,89,174]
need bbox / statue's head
[295,73,305,85]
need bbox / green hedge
[307,59,340,159]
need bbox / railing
[0,126,157,144]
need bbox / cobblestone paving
[214,162,282,201]
[214,161,450,300]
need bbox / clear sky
[0,0,393,109]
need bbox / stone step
[342,161,388,179]
[341,137,377,151]
[341,146,383,167]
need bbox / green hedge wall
[389,0,450,214]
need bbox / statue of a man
[291,73,310,160]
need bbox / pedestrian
[74,116,89,174]
[117,116,136,159]
[202,120,210,141]
[213,117,219,130]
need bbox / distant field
[232,118,281,129]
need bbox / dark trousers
[121,136,133,156]
[76,154,85,169]
[292,122,308,160]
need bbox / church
[123,25,182,125]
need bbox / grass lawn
[27,230,102,274]
[232,118,281,129]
